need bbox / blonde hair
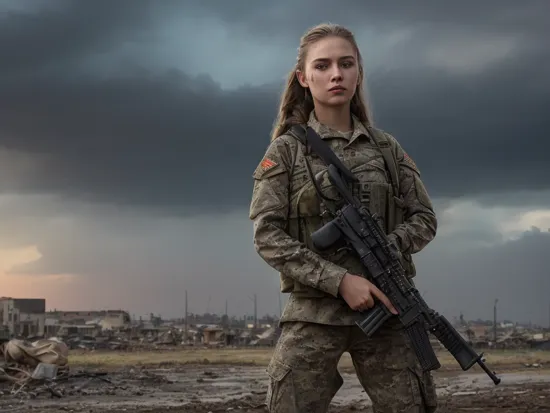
[270,23,373,141]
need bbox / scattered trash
[0,336,549,412]
[31,363,58,380]
[525,363,543,368]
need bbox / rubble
[0,361,548,412]
[0,332,548,413]
[0,336,171,410]
[0,308,549,412]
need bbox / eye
[315,63,328,70]
[341,61,354,68]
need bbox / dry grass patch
[69,347,550,370]
[338,350,550,371]
[69,348,274,368]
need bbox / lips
[329,86,346,91]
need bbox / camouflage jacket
[249,111,437,325]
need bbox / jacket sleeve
[249,138,348,297]
[387,137,438,255]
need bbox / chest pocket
[288,149,329,218]
[289,153,393,241]
[349,156,392,233]
[287,162,329,251]
[316,155,392,232]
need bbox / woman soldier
[249,23,438,413]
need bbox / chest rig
[286,124,404,234]
[275,123,411,295]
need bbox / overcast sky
[1,0,549,325]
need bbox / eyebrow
[312,56,356,63]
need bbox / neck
[313,102,352,132]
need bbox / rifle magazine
[405,323,441,372]
[356,304,393,337]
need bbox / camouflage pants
[265,319,438,413]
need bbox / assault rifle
[289,125,501,385]
[313,164,501,384]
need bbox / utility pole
[247,294,258,329]
[493,299,498,345]
[254,294,257,329]
[225,299,228,328]
[184,290,188,344]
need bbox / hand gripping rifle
[288,125,501,385]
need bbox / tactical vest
[278,124,416,294]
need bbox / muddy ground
[1,361,549,413]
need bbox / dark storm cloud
[0,0,156,76]
[192,0,550,39]
[219,0,549,78]
[0,1,549,215]
[414,227,550,326]
[369,45,550,198]
[0,70,279,213]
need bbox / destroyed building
[44,310,132,338]
[454,319,550,350]
[0,297,46,337]
[46,310,131,327]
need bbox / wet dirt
[1,364,549,412]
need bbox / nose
[330,65,343,81]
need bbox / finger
[356,298,371,312]
[358,296,371,309]
[370,285,398,315]
[365,295,375,308]
[356,297,370,312]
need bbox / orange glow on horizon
[0,245,76,308]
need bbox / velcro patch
[253,156,285,180]
[260,157,278,172]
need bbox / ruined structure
[0,297,46,337]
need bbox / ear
[296,69,308,88]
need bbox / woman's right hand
[338,273,398,314]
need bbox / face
[296,36,360,107]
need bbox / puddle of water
[20,366,550,410]
[444,371,550,388]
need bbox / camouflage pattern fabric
[250,110,437,326]
[266,319,438,412]
[250,110,439,412]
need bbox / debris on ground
[0,339,549,413]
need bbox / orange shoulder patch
[253,156,285,180]
[260,157,278,172]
